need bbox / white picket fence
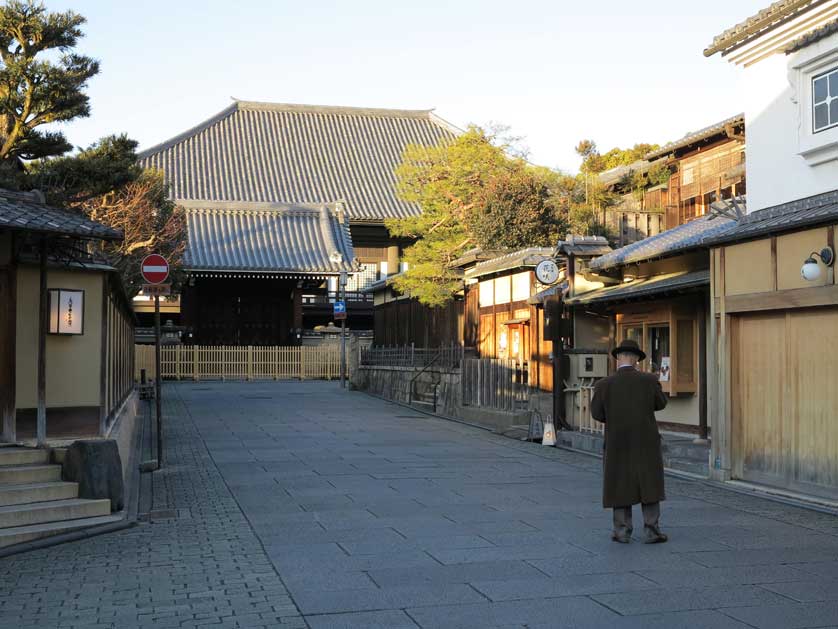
[135,345,341,381]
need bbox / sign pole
[154,293,163,467]
[141,253,170,470]
[339,271,347,388]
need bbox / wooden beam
[99,278,109,437]
[771,237,778,292]
[698,297,708,440]
[36,237,47,447]
[724,284,838,314]
[0,233,16,443]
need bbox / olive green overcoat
[590,367,668,508]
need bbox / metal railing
[359,343,466,370]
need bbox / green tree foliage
[386,127,504,307]
[28,134,141,203]
[0,1,99,165]
[576,140,661,175]
[387,127,568,307]
[30,136,185,296]
[646,161,672,187]
[466,166,567,250]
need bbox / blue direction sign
[333,300,347,321]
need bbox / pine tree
[0,1,99,163]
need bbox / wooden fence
[461,358,529,411]
[135,345,341,381]
[564,378,602,435]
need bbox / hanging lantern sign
[48,289,85,335]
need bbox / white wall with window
[745,30,838,212]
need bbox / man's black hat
[611,339,646,361]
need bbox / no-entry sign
[141,254,170,284]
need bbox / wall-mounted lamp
[801,246,834,281]
[48,289,84,335]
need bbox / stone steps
[0,447,50,466]
[0,446,117,551]
[0,498,111,529]
[0,464,62,485]
[0,514,123,549]
[0,481,79,507]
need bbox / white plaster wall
[746,32,838,212]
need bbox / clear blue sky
[48,0,764,172]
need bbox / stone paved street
[3,381,838,628]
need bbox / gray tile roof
[139,100,459,223]
[784,17,838,53]
[566,270,710,305]
[0,190,122,241]
[645,114,744,160]
[182,201,354,274]
[703,189,838,246]
[557,235,612,257]
[589,214,736,271]
[465,247,555,279]
[704,0,818,57]
[598,159,650,187]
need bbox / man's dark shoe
[644,527,668,544]
[611,532,631,543]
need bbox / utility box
[567,351,609,380]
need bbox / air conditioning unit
[568,353,608,379]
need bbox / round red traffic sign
[141,254,170,284]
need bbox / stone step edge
[0,498,110,516]
[0,514,125,549]
[0,482,79,506]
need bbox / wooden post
[1,231,17,444]
[247,346,253,381]
[300,346,305,381]
[99,280,109,437]
[697,296,709,443]
[36,237,48,447]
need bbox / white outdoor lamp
[801,246,834,281]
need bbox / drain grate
[138,509,178,521]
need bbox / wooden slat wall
[372,298,463,348]
[103,277,134,425]
[733,308,838,499]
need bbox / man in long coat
[591,339,668,544]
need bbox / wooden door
[787,309,838,497]
[732,313,787,488]
[733,308,838,499]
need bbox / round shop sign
[535,258,560,285]
[141,254,170,284]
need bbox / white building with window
[704,2,838,500]
[706,1,838,211]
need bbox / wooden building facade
[706,193,838,500]
[568,216,737,433]
[600,114,746,248]
[464,248,561,392]
[0,190,134,444]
